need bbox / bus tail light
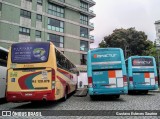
[155,76,158,84]
[52,69,55,81]
[123,75,127,86]
[129,77,133,84]
[52,69,55,89]
[88,77,93,88]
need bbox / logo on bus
[133,60,152,65]
[93,54,117,58]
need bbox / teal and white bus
[87,48,128,99]
[126,56,158,94]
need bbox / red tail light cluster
[52,69,55,81]
[123,75,127,86]
[155,76,158,84]
[88,77,92,88]
[129,77,133,84]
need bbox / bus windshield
[132,58,153,66]
[11,43,50,63]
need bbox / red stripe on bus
[57,68,73,80]
[57,76,71,95]
[18,72,40,90]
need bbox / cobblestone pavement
[0,92,160,119]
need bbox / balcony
[89,22,94,28]
[80,0,96,7]
[89,35,94,42]
[49,0,96,18]
[58,0,65,3]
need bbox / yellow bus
[6,42,78,102]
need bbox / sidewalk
[74,88,88,97]
[149,88,160,93]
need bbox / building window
[36,14,42,21]
[37,0,42,5]
[0,3,2,11]
[58,0,65,2]
[80,54,87,65]
[26,0,32,2]
[48,18,64,33]
[48,34,64,48]
[35,30,41,38]
[48,3,64,18]
[158,29,160,33]
[19,27,30,36]
[80,14,88,25]
[80,27,88,38]
[20,9,31,19]
[80,40,88,52]
[80,1,88,11]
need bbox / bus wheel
[115,95,120,99]
[90,95,95,100]
[144,90,148,94]
[62,88,68,101]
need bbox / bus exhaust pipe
[42,98,47,102]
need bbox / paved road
[0,92,160,119]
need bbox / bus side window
[0,59,7,67]
[0,50,7,67]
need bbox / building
[0,0,96,70]
[155,20,160,45]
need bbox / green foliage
[99,28,155,58]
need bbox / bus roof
[0,46,9,52]
[88,48,123,53]
[128,56,155,59]
[11,42,50,46]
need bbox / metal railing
[89,22,94,28]
[89,35,94,40]
[58,0,65,3]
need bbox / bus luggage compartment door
[133,72,155,87]
[92,70,124,89]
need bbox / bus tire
[115,95,120,99]
[90,95,95,100]
[62,87,68,101]
[144,90,148,94]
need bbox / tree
[99,28,154,58]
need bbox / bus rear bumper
[129,85,158,91]
[88,87,128,95]
[6,90,55,102]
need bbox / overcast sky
[90,0,160,48]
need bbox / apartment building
[155,20,160,45]
[0,0,96,70]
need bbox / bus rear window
[11,43,50,63]
[132,58,153,66]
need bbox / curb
[74,89,88,97]
[149,90,160,93]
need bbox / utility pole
[124,44,129,59]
